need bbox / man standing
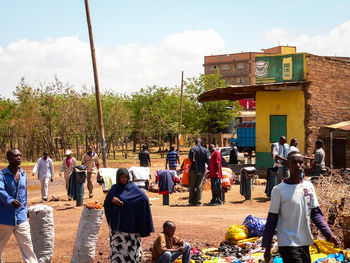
[139,145,151,167]
[208,144,224,205]
[311,139,326,177]
[188,139,209,206]
[0,149,38,263]
[82,145,100,198]
[32,151,54,202]
[263,151,339,263]
[272,136,289,184]
[229,143,239,164]
[59,149,77,200]
[165,146,180,170]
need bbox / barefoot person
[263,151,340,263]
[152,221,191,263]
[0,149,37,263]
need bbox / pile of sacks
[178,215,350,263]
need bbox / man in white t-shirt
[262,151,339,263]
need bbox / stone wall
[304,54,350,155]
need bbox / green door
[270,115,287,142]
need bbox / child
[152,221,191,263]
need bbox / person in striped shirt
[165,146,180,170]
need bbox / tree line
[0,72,241,161]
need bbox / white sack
[28,204,55,263]
[71,207,104,263]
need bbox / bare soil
[1,158,270,263]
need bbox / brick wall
[304,54,350,155]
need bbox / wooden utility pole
[84,0,107,167]
[177,71,184,152]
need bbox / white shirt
[290,146,300,152]
[269,180,319,247]
[33,157,54,179]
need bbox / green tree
[184,72,241,143]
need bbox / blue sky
[1,0,350,98]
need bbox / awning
[324,121,350,131]
[197,81,308,102]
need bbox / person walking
[208,144,224,205]
[0,149,38,263]
[104,168,154,262]
[271,136,289,184]
[59,149,77,200]
[139,145,151,167]
[81,145,100,198]
[262,151,339,263]
[188,139,209,206]
[165,146,180,170]
[32,151,54,202]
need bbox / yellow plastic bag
[225,224,248,242]
[309,239,342,255]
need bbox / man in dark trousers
[188,139,209,206]
[0,149,37,263]
[262,151,339,263]
[208,144,224,205]
[139,145,151,167]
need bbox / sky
[1,0,350,98]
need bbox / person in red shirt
[208,144,224,206]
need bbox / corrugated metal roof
[325,121,350,131]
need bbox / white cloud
[0,30,226,98]
[261,20,350,57]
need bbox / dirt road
[1,159,270,263]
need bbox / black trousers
[279,246,311,263]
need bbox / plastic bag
[221,168,232,189]
[225,224,248,242]
[71,206,104,263]
[243,214,266,237]
[181,158,192,186]
[28,204,55,263]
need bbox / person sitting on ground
[262,151,339,263]
[152,221,191,263]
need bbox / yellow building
[198,52,350,168]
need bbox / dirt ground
[1,158,270,263]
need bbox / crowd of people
[0,136,337,263]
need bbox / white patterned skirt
[110,230,142,263]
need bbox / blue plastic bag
[314,253,344,263]
[242,214,267,237]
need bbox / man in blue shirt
[0,149,37,263]
[165,146,180,170]
[188,139,209,206]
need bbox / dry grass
[313,169,350,240]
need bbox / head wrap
[116,168,130,185]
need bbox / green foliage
[1,72,243,160]
[184,72,242,134]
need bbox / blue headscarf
[104,168,154,237]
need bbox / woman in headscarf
[104,168,154,263]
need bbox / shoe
[195,202,202,206]
[89,194,93,198]
[68,196,72,201]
